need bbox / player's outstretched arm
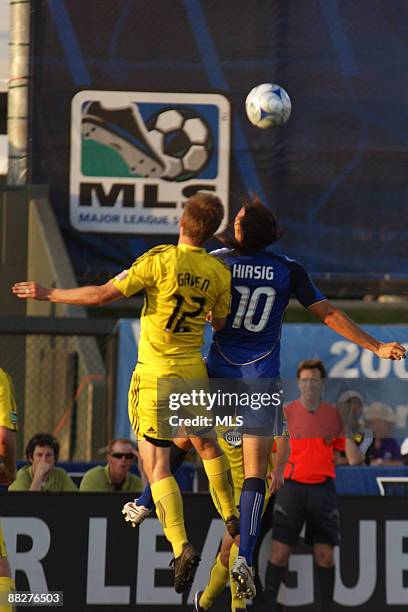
[12,280,123,306]
[308,300,406,360]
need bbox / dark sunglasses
[111,452,133,460]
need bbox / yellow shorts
[216,431,274,511]
[0,523,7,558]
[128,360,208,442]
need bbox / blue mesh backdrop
[29,0,408,284]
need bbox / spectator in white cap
[363,402,401,465]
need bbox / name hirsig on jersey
[232,264,274,280]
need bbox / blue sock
[136,444,188,510]
[137,483,154,509]
[238,477,265,565]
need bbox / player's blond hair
[181,192,224,245]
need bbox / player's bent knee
[191,436,221,458]
[220,547,231,567]
[270,540,291,566]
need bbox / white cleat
[231,555,256,599]
[122,500,151,527]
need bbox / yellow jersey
[112,244,231,365]
[0,368,18,431]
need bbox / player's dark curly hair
[217,194,283,253]
[25,433,60,461]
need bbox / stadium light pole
[7,0,30,185]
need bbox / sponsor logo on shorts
[223,429,242,447]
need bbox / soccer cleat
[225,515,240,538]
[231,555,256,599]
[170,543,201,593]
[122,500,151,527]
[192,590,204,612]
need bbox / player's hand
[12,281,50,301]
[376,342,406,360]
[34,459,53,481]
[268,467,284,494]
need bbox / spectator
[9,433,77,491]
[0,368,19,607]
[363,402,401,465]
[80,438,143,492]
[265,359,361,612]
[400,437,408,465]
[337,390,364,435]
[336,390,372,465]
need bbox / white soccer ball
[245,83,291,129]
[146,107,212,181]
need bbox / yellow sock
[229,543,246,611]
[151,476,187,558]
[203,455,236,520]
[0,576,15,612]
[200,553,229,609]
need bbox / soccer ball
[245,83,291,129]
[146,107,212,181]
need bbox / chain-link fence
[0,317,118,460]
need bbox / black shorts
[272,478,340,547]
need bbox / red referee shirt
[284,400,345,484]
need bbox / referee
[265,359,360,612]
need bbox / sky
[0,0,9,92]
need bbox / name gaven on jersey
[232,264,274,280]
[177,272,210,291]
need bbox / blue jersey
[208,248,325,378]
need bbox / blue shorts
[206,343,280,379]
[206,344,284,436]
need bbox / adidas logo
[146,427,156,434]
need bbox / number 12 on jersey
[166,294,206,333]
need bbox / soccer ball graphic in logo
[245,83,291,129]
[146,107,212,181]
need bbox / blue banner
[115,322,408,438]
